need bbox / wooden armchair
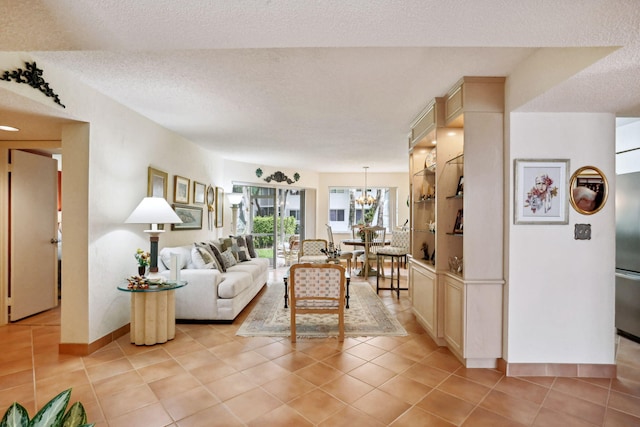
[289,263,346,342]
[298,239,328,263]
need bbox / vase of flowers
[135,248,150,276]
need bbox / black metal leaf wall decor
[1,62,65,108]
[262,170,300,184]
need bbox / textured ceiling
[1,0,640,172]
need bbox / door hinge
[6,297,11,306]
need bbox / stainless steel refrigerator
[616,171,640,342]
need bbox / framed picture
[206,185,215,206]
[193,181,206,204]
[147,167,168,198]
[456,175,464,195]
[453,209,464,234]
[215,187,224,228]
[173,175,190,204]
[171,204,203,230]
[514,159,569,224]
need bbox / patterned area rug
[236,281,407,338]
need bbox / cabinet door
[443,275,464,357]
[410,261,437,337]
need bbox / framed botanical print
[193,181,206,204]
[173,175,190,204]
[514,159,569,224]
[215,187,224,228]
[147,167,168,198]
[171,204,203,230]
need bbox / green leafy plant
[0,388,94,427]
[252,216,296,248]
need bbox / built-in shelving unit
[408,77,505,368]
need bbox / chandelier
[356,166,376,206]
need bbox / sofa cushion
[227,262,263,282]
[244,235,258,258]
[191,245,216,269]
[218,271,253,299]
[220,248,237,269]
[299,255,328,263]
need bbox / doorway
[232,185,305,267]
[7,149,61,322]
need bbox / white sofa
[157,242,268,322]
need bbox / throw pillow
[191,245,216,269]
[220,248,237,269]
[234,246,250,262]
[227,236,250,262]
[244,234,258,258]
[159,249,188,270]
[207,242,227,272]
[221,237,234,253]
[195,241,222,271]
[234,235,247,248]
[195,241,215,258]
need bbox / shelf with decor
[408,98,442,272]
[407,77,506,369]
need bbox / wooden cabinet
[408,77,505,368]
[443,274,464,356]
[409,258,444,344]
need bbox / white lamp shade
[125,197,182,224]
[227,192,243,205]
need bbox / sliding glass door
[232,185,305,267]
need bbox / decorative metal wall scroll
[259,170,300,184]
[1,62,65,108]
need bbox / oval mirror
[569,166,608,215]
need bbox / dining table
[341,238,390,277]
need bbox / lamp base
[146,271,163,281]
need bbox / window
[329,209,345,221]
[328,187,395,232]
[289,209,300,220]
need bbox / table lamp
[125,197,182,277]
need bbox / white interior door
[9,150,59,321]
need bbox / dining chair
[326,224,353,273]
[360,225,386,277]
[280,234,300,266]
[376,229,409,298]
[298,239,328,263]
[351,225,366,270]
[289,263,346,342]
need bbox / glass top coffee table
[283,266,351,309]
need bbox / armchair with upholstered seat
[289,263,346,342]
[298,239,328,263]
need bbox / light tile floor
[1,267,639,426]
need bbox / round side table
[117,281,187,345]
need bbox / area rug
[236,281,407,338]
